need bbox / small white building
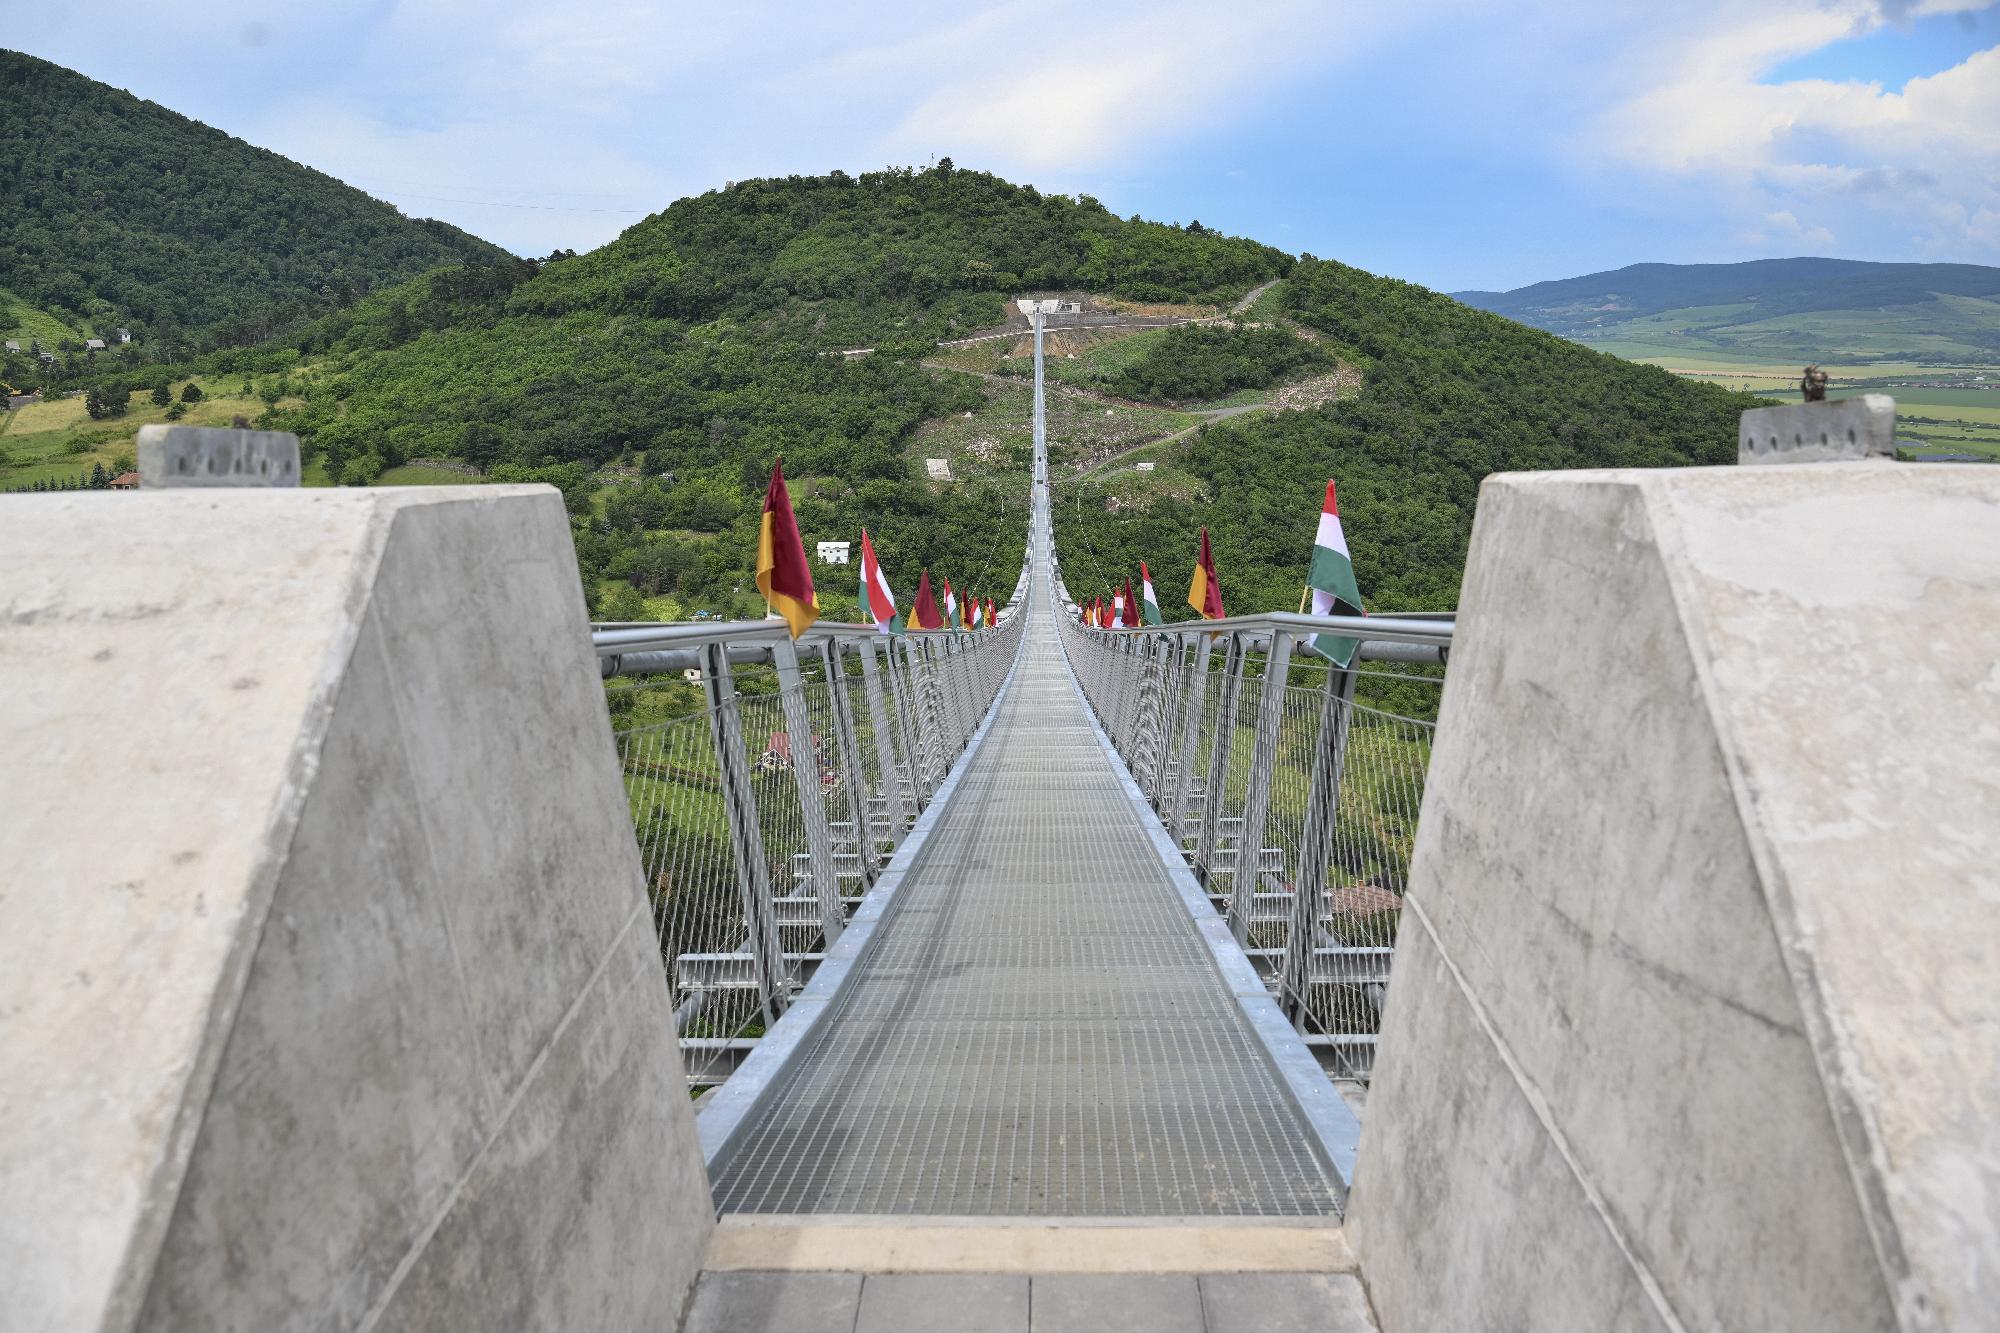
[83,338,106,351]
[816,541,851,565]
[925,458,954,481]
[1135,461,1156,472]
[114,328,132,344]
[3,340,20,353]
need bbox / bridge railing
[1059,609,1452,1079]
[596,614,1022,1085]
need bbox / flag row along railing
[597,611,1023,1085]
[1057,602,1452,1080]
[595,459,1023,1084]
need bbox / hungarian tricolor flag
[906,569,945,631]
[1111,584,1126,624]
[941,576,958,629]
[1187,527,1226,621]
[1120,577,1140,627]
[857,529,901,635]
[1306,479,1367,667]
[1139,561,1163,625]
[755,459,818,638]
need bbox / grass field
[1571,290,2000,365]
[1585,343,2000,461]
[0,287,89,349]
[912,367,1195,478]
[1241,280,1290,322]
[376,463,484,486]
[1031,327,1169,389]
[0,378,296,489]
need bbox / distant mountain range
[1455,258,2000,363]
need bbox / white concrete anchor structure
[135,422,303,488]
[0,487,712,1332]
[1349,457,2000,1332]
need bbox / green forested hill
[12,133,1754,626]
[0,50,508,350]
[252,165,1291,618]
[1052,258,1757,615]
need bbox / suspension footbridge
[13,295,1982,1333]
[598,303,1450,1221]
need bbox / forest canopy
[0,50,508,350]
[1051,257,1756,616]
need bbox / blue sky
[12,0,1999,292]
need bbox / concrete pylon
[1351,462,1999,1332]
[0,487,712,1332]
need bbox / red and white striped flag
[857,529,901,635]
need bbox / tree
[151,380,171,406]
[83,386,122,420]
[180,381,203,402]
[460,421,503,472]
[600,582,649,621]
[385,302,416,347]
[89,461,107,488]
[339,452,384,486]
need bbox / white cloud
[874,1,1338,172]
[1753,209,1839,248]
[1591,1,2000,258]
[10,0,1998,269]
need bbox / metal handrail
[603,598,1026,1085]
[1068,608,1453,649]
[1057,597,1448,1081]
[594,617,1016,679]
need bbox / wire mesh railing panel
[1060,620,1445,1082]
[602,621,1023,1090]
[610,683,773,1084]
[1296,700,1434,1055]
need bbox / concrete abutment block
[0,486,712,1333]
[1350,461,2000,1333]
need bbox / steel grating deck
[708,574,1345,1216]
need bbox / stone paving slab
[683,1270,861,1333]
[1200,1273,1376,1332]
[1031,1274,1203,1333]
[682,1270,1377,1332]
[856,1274,1030,1333]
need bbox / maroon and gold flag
[755,459,818,638]
[1187,526,1226,621]
[1120,577,1140,627]
[906,568,945,630]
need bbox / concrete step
[686,1219,1375,1332]
[701,1215,1356,1275]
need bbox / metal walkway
[708,561,1346,1214]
